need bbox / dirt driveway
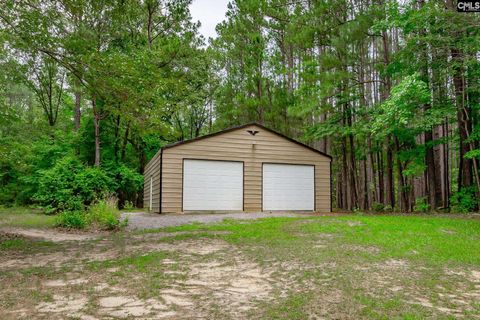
[123,211,305,230]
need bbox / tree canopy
[0,0,479,213]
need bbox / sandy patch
[275,260,336,272]
[346,221,364,227]
[471,270,480,282]
[381,259,409,269]
[414,297,434,308]
[410,297,463,315]
[44,278,88,287]
[445,268,480,283]
[180,240,230,255]
[99,296,137,308]
[93,283,109,291]
[98,295,170,318]
[36,294,88,316]
[344,244,380,255]
[440,228,456,235]
[127,238,230,256]
[131,230,231,241]
[183,257,273,313]
[389,285,403,292]
[1,228,98,242]
[0,248,119,269]
[161,293,194,306]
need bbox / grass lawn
[1,213,480,319]
[0,206,56,229]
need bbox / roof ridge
[161,122,332,159]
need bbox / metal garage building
[143,123,332,214]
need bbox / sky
[189,0,230,39]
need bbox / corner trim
[159,148,163,214]
[330,161,333,213]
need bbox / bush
[123,200,135,210]
[55,197,127,230]
[372,202,384,212]
[103,163,143,208]
[87,197,125,230]
[383,205,393,212]
[75,167,113,205]
[413,197,430,213]
[34,156,114,212]
[56,211,88,229]
[451,187,479,213]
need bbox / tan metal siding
[161,124,331,213]
[143,149,161,212]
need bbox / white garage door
[263,163,314,211]
[183,160,243,211]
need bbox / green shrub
[111,165,143,195]
[372,202,384,212]
[56,211,87,229]
[383,205,393,212]
[0,183,20,205]
[451,187,479,213]
[34,156,114,212]
[75,167,113,205]
[413,196,430,213]
[87,197,125,230]
[123,201,135,210]
[54,197,127,230]
[103,163,143,208]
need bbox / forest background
[0,0,479,214]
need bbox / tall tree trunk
[92,97,101,167]
[113,115,121,162]
[137,148,147,208]
[381,27,395,209]
[385,138,395,208]
[74,86,81,131]
[361,158,368,210]
[442,120,450,208]
[377,149,385,204]
[433,125,444,207]
[121,123,130,161]
[452,50,474,190]
[425,129,438,209]
[368,137,377,204]
[347,110,358,209]
[395,138,409,211]
[341,137,349,210]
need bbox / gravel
[122,211,308,231]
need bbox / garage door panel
[183,160,243,211]
[263,164,314,211]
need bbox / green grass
[300,215,480,266]
[257,293,312,319]
[0,237,55,252]
[355,294,431,320]
[158,215,480,266]
[89,251,173,271]
[0,206,56,228]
